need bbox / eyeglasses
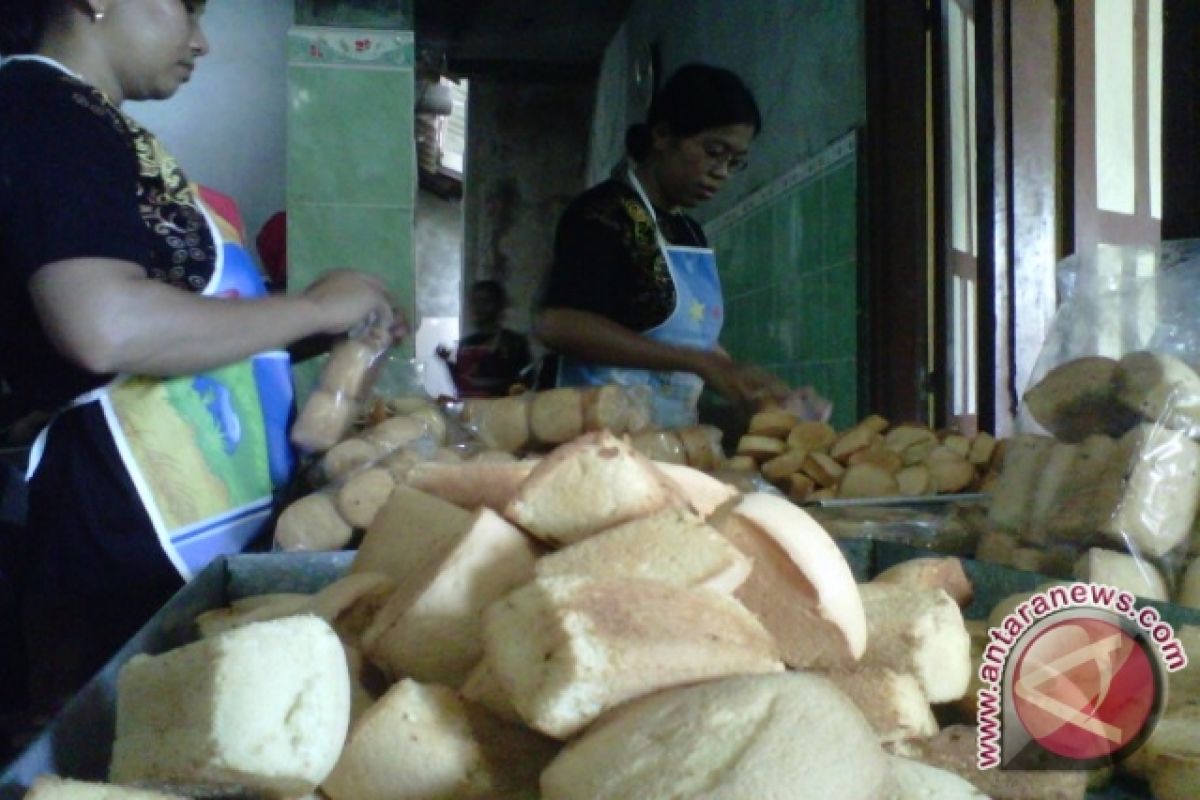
[698,140,749,174]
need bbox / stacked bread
[63,431,1054,799]
[728,410,1000,503]
[460,384,652,452]
[983,350,1200,605]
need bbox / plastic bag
[291,327,392,454]
[986,240,1200,604]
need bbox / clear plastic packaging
[986,240,1200,602]
[291,328,392,454]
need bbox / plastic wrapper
[987,240,1200,604]
[448,384,654,454]
[291,328,392,454]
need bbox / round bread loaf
[541,672,887,800]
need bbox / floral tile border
[289,27,415,68]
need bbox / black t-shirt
[0,59,210,645]
[541,177,707,333]
[450,328,532,397]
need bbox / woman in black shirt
[538,63,784,427]
[0,0,404,711]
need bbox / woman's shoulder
[0,60,130,150]
[562,178,649,230]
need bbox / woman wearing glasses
[537,63,784,427]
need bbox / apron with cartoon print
[22,58,294,580]
[557,170,724,427]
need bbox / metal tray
[1,543,1183,799]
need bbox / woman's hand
[695,350,788,411]
[303,269,398,338]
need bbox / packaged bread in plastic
[292,327,392,453]
[984,240,1200,590]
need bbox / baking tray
[0,543,1183,799]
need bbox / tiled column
[287,28,417,359]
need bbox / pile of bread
[981,351,1200,608]
[28,430,1165,800]
[727,410,1000,503]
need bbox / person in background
[438,279,533,397]
[0,0,405,713]
[535,63,786,428]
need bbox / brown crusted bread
[534,507,751,594]
[360,503,540,686]
[109,617,351,797]
[481,575,782,738]
[677,424,726,470]
[322,679,559,800]
[1042,434,1119,542]
[715,493,867,669]
[895,725,1088,800]
[503,431,679,548]
[23,777,187,799]
[857,584,971,704]
[403,459,538,512]
[1022,355,1138,441]
[871,557,973,607]
[540,672,888,800]
[986,434,1055,535]
[820,666,938,744]
[1024,441,1079,544]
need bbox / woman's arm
[28,258,396,377]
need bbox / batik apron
[25,187,294,581]
[557,170,724,427]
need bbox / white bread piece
[821,666,938,744]
[194,593,310,638]
[1179,557,1200,608]
[1121,706,1200,779]
[322,679,559,800]
[530,387,585,445]
[541,672,887,800]
[1104,423,1200,557]
[652,460,740,518]
[872,557,974,607]
[886,756,989,799]
[460,659,523,724]
[535,507,751,594]
[1072,547,1169,601]
[361,502,540,686]
[274,492,354,552]
[23,777,185,799]
[857,584,971,703]
[463,396,530,452]
[481,575,782,738]
[352,484,474,580]
[109,616,351,797]
[403,458,538,511]
[716,492,867,668]
[503,431,679,547]
[986,434,1055,534]
[1114,350,1200,433]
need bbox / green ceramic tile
[288,65,415,207]
[289,202,415,327]
[828,264,858,361]
[828,360,859,429]
[798,179,825,273]
[824,161,858,265]
[296,0,413,29]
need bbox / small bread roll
[321,438,383,483]
[291,389,357,453]
[531,388,585,445]
[320,338,381,399]
[275,492,354,552]
[336,468,396,529]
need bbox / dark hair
[471,279,508,306]
[625,63,762,161]
[0,0,73,55]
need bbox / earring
[92,8,105,22]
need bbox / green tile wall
[287,27,416,362]
[709,133,860,429]
[295,0,413,29]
